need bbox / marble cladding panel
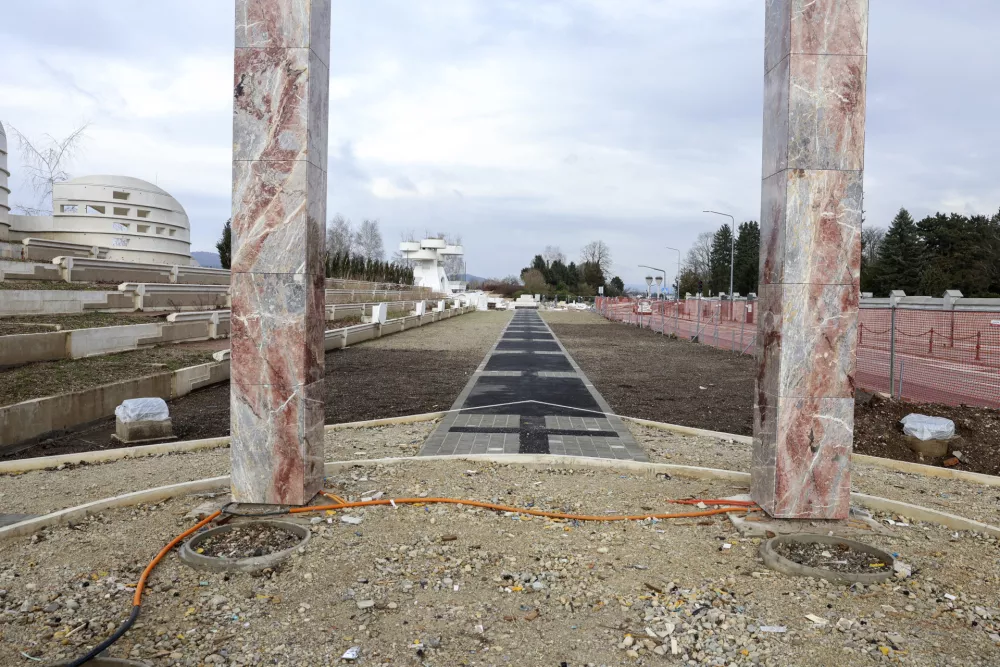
[761,170,862,287]
[763,0,790,73]
[230,272,325,392]
[231,379,324,504]
[235,0,331,63]
[306,51,331,175]
[756,284,858,399]
[752,395,854,519]
[231,158,324,275]
[233,46,328,171]
[761,54,790,180]
[758,172,787,287]
[783,168,862,286]
[789,0,868,57]
[787,54,866,172]
[750,393,777,514]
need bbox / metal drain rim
[179,520,310,573]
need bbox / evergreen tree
[732,220,759,295]
[216,219,232,269]
[876,208,924,295]
[708,225,734,295]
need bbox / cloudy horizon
[2,1,998,284]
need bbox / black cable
[61,605,140,667]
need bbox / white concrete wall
[9,175,192,265]
[0,289,132,316]
[0,122,9,240]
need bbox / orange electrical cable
[669,499,758,507]
[132,511,220,605]
[289,497,754,522]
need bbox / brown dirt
[0,279,110,291]
[549,319,756,436]
[552,317,1000,477]
[0,347,215,407]
[853,396,1000,476]
[0,311,175,336]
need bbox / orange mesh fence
[595,297,1000,409]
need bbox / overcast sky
[2,1,998,284]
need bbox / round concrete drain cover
[180,520,310,573]
[760,533,895,585]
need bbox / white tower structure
[0,122,10,241]
[399,238,464,294]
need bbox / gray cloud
[2,1,996,284]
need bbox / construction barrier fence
[595,297,1000,410]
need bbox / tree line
[518,241,625,298]
[678,221,760,297]
[862,208,1000,297]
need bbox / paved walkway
[420,309,648,461]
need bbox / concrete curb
[3,454,998,542]
[624,416,1000,488]
[0,414,447,475]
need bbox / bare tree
[326,214,354,256]
[861,226,886,266]
[682,231,714,283]
[439,232,464,278]
[9,123,89,214]
[579,240,613,277]
[354,218,385,261]
[391,229,417,268]
[543,245,566,266]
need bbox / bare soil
[0,347,215,407]
[0,311,176,336]
[549,314,1000,477]
[0,279,110,291]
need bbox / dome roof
[64,175,172,197]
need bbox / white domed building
[7,175,194,265]
[0,123,10,240]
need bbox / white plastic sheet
[115,397,170,423]
[900,413,955,441]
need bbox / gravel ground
[0,424,436,516]
[630,424,1000,531]
[2,459,999,666]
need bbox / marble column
[751,0,867,519]
[230,0,330,505]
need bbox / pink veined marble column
[230,0,331,505]
[751,0,868,519]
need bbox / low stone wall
[55,256,174,284]
[0,260,61,281]
[0,359,230,450]
[0,289,134,316]
[119,283,230,311]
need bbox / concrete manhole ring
[179,520,310,573]
[760,533,895,586]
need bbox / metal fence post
[675,299,680,337]
[694,297,702,342]
[897,357,905,400]
[889,305,896,395]
[739,315,746,355]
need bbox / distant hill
[191,251,223,268]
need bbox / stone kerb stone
[119,283,230,311]
[172,265,232,286]
[0,289,133,316]
[54,256,174,284]
[22,237,107,262]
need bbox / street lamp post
[638,264,667,299]
[703,210,735,300]
[663,247,681,300]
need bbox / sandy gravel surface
[631,423,1000,530]
[2,460,999,666]
[1,424,436,516]
[362,310,512,350]
[540,309,610,325]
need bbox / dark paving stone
[518,415,550,454]
[484,354,574,372]
[495,340,561,352]
[449,426,618,437]
[463,376,601,416]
